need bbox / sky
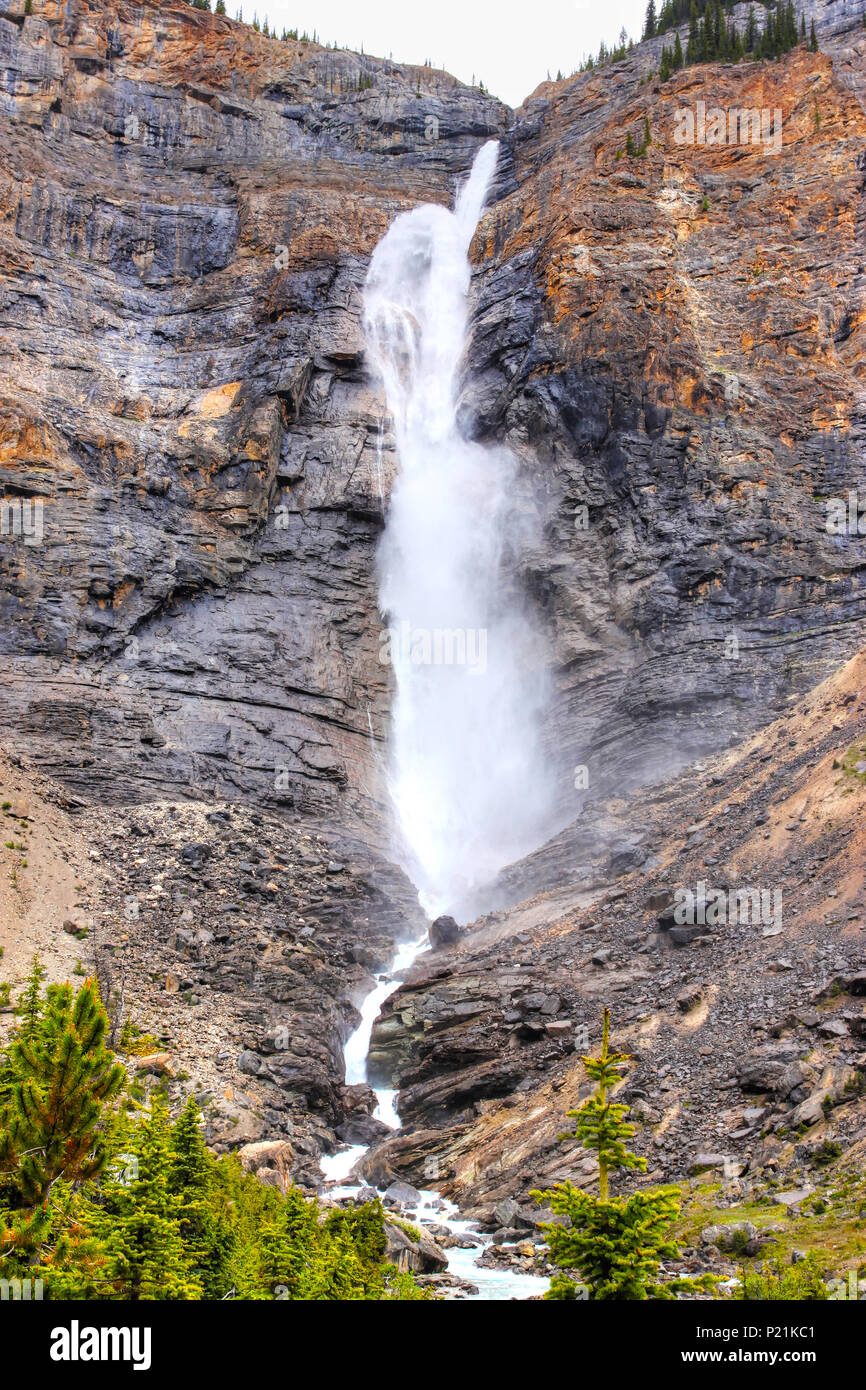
[234,0,650,108]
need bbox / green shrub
[737,1254,829,1301]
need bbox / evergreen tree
[0,978,124,1257]
[0,969,432,1300]
[785,2,797,48]
[256,1181,326,1298]
[14,954,47,1042]
[712,0,724,56]
[94,1096,201,1300]
[533,1009,685,1300]
[0,955,46,1114]
[643,0,657,40]
[687,2,699,62]
[169,1098,236,1299]
[673,31,684,68]
[809,19,818,52]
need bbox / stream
[319,931,550,1301]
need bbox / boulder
[429,915,460,949]
[670,926,712,947]
[689,1153,728,1174]
[383,1221,448,1273]
[700,1221,758,1251]
[336,1114,391,1145]
[818,1019,849,1039]
[494,1197,521,1227]
[341,1082,379,1116]
[735,1043,802,1094]
[237,1049,263,1075]
[676,983,704,1013]
[180,842,211,869]
[133,1051,174,1077]
[646,889,675,912]
[383,1180,422,1209]
[237,1139,296,1194]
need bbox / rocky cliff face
[471,36,866,849]
[2,0,864,848]
[1,0,865,1206]
[0,0,506,830]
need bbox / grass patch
[836,739,866,784]
[676,1172,866,1281]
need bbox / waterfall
[364,140,552,921]
[319,145,554,1300]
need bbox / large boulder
[429,915,460,949]
[383,1180,422,1209]
[336,1114,392,1145]
[701,1221,758,1252]
[735,1043,805,1095]
[237,1139,296,1194]
[384,1221,448,1273]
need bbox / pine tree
[785,2,797,49]
[673,32,684,69]
[0,978,124,1257]
[532,1008,685,1300]
[257,1181,324,1299]
[14,954,47,1041]
[643,0,657,39]
[169,1098,236,1299]
[94,1096,201,1299]
[0,955,46,1116]
[687,2,699,62]
[809,19,818,52]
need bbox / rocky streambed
[319,931,552,1300]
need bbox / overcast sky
[235,0,649,107]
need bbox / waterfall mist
[364,140,553,922]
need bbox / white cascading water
[365,139,552,921]
[320,143,551,1300]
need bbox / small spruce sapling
[532,1007,687,1300]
